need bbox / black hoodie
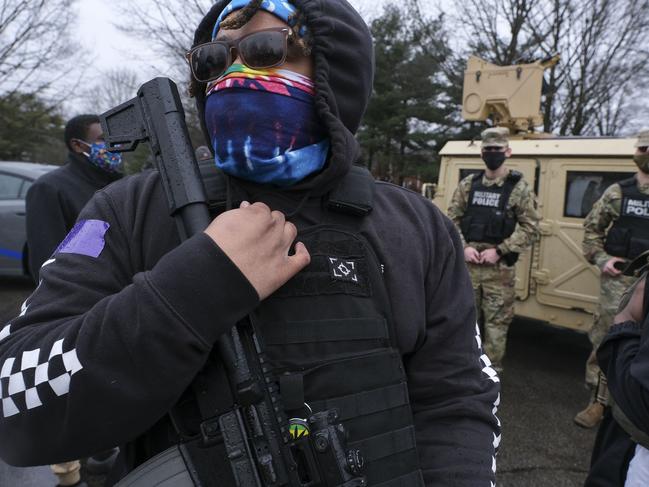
[25,152,122,280]
[0,1,500,485]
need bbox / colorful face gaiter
[204,64,330,187]
[81,141,123,173]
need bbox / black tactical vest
[154,165,425,487]
[604,177,649,260]
[460,170,522,245]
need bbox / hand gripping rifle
[100,77,366,487]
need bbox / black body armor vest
[127,166,425,487]
[604,177,649,260]
[460,171,522,245]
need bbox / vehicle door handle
[15,211,25,216]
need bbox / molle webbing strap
[349,426,417,462]
[327,165,375,216]
[309,383,410,422]
[374,470,425,487]
[262,317,389,345]
[279,373,305,412]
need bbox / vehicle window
[564,171,634,218]
[19,180,32,198]
[459,168,483,181]
[0,173,24,200]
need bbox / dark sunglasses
[186,27,294,83]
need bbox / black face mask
[482,152,506,171]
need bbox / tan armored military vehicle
[432,55,637,331]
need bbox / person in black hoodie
[25,114,123,280]
[0,1,500,485]
[586,252,649,486]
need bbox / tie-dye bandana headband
[212,0,308,39]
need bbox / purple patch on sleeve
[55,219,110,258]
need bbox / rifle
[100,77,366,487]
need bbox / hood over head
[192,0,374,192]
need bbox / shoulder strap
[500,170,523,211]
[467,170,485,198]
[326,165,375,216]
[197,158,231,212]
[199,161,374,217]
[471,171,485,187]
[619,176,637,189]
[613,401,649,449]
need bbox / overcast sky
[70,0,396,113]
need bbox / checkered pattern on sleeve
[0,339,83,418]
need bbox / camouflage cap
[622,250,649,277]
[481,127,510,148]
[634,129,649,148]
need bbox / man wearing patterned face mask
[448,127,541,373]
[26,114,123,281]
[24,114,122,487]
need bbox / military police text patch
[623,198,649,219]
[328,257,359,283]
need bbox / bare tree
[114,0,212,80]
[455,0,538,66]
[96,68,140,112]
[0,0,81,98]
[545,0,649,135]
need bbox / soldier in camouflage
[448,127,541,372]
[575,129,649,428]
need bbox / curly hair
[219,0,263,30]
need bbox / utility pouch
[486,212,506,240]
[502,252,519,267]
[605,227,630,258]
[629,237,649,261]
[462,217,486,243]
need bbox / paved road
[0,279,597,486]
[0,462,57,486]
[498,319,597,486]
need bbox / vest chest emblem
[471,190,501,208]
[328,257,359,283]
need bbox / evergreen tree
[0,93,66,164]
[359,5,456,185]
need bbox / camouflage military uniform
[448,171,541,367]
[582,179,649,386]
